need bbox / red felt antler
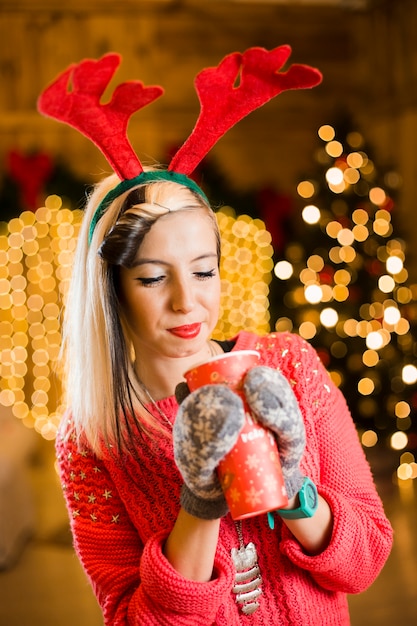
[169,46,322,175]
[37,53,164,180]
[37,47,322,185]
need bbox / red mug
[184,350,288,520]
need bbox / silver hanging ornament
[231,522,262,615]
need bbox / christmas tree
[271,121,417,480]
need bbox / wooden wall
[1,0,417,274]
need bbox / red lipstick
[168,323,201,339]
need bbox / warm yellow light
[326,140,343,157]
[326,167,344,186]
[369,187,387,206]
[339,246,356,263]
[391,431,408,451]
[361,430,378,447]
[344,318,358,336]
[386,256,403,274]
[328,248,341,264]
[373,219,391,237]
[274,260,293,280]
[326,221,342,239]
[304,284,323,304]
[402,364,417,384]
[383,306,401,325]
[366,331,384,350]
[275,317,293,333]
[333,284,349,302]
[300,268,317,285]
[352,224,368,242]
[215,211,271,340]
[378,275,395,293]
[347,152,364,168]
[363,349,379,367]
[395,318,410,335]
[321,285,333,302]
[320,307,338,328]
[397,463,413,480]
[0,201,80,438]
[334,269,351,285]
[343,168,360,184]
[352,208,368,225]
[337,228,355,246]
[299,321,317,339]
[306,255,324,273]
[358,377,375,395]
[328,370,342,387]
[395,401,411,418]
[394,268,408,284]
[302,204,321,224]
[45,194,63,210]
[329,181,346,194]
[297,180,315,198]
[318,125,335,141]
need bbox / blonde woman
[56,172,392,625]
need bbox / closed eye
[135,268,217,286]
[136,276,164,287]
[194,269,217,280]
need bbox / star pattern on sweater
[57,424,127,526]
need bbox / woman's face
[119,208,221,361]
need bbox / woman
[56,171,393,625]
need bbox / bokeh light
[214,209,272,339]
[0,197,82,439]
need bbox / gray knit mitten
[243,366,305,499]
[173,385,245,519]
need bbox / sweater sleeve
[265,334,393,594]
[55,419,235,625]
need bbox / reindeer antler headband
[37,46,322,244]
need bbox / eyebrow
[130,252,218,268]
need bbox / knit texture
[56,331,393,625]
[243,366,306,498]
[173,384,245,519]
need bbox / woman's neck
[133,340,223,401]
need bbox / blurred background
[0,0,416,624]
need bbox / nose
[171,275,195,313]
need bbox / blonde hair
[61,171,220,456]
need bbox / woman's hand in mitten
[173,384,245,520]
[243,366,305,498]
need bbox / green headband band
[88,171,209,245]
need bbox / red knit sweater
[56,331,393,625]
